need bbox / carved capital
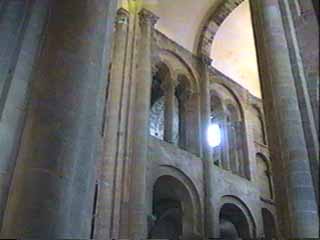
[161,78,178,92]
[139,8,159,27]
[201,55,212,65]
[152,64,159,76]
[179,88,193,103]
[115,8,129,25]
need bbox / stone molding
[139,8,159,27]
[115,7,129,25]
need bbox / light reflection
[207,123,221,147]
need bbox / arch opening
[149,65,166,140]
[219,203,251,239]
[262,208,277,239]
[148,175,198,240]
[256,153,273,200]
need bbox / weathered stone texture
[0,1,317,239]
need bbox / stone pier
[1,1,116,238]
[250,0,319,237]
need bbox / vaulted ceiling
[119,0,261,98]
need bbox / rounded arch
[210,82,250,179]
[225,102,241,122]
[149,165,203,236]
[150,61,172,107]
[194,0,245,57]
[210,89,225,115]
[251,103,263,117]
[176,74,193,96]
[256,153,273,199]
[156,49,200,93]
[219,195,257,238]
[210,82,245,120]
[262,208,277,238]
[149,62,173,141]
[251,104,267,144]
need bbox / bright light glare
[207,124,221,147]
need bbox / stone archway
[148,175,199,240]
[218,196,256,239]
[195,0,245,56]
[219,203,251,239]
[262,208,277,239]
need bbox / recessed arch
[149,62,173,140]
[210,89,225,114]
[219,195,256,238]
[155,49,200,93]
[262,208,277,238]
[209,83,249,177]
[256,153,273,199]
[149,165,203,238]
[251,104,267,144]
[210,82,245,120]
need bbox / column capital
[115,8,129,25]
[179,88,193,103]
[139,8,159,27]
[201,55,212,66]
[161,78,178,92]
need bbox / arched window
[256,153,273,199]
[252,106,266,144]
[150,63,180,144]
[175,75,192,150]
[262,208,277,238]
[226,104,243,176]
[150,62,200,155]
[149,71,165,140]
[210,93,225,167]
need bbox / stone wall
[151,27,276,238]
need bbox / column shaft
[0,0,48,226]
[250,0,319,237]
[128,9,158,239]
[1,0,116,238]
[95,8,129,240]
[221,117,230,170]
[163,80,176,143]
[200,57,215,238]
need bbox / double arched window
[149,60,200,155]
[209,85,247,178]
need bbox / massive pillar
[279,0,319,204]
[0,0,48,226]
[199,56,215,238]
[250,0,319,237]
[128,8,158,239]
[1,0,116,238]
[95,8,129,240]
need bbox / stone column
[1,0,116,238]
[220,115,231,171]
[179,89,193,150]
[184,92,202,155]
[128,8,158,240]
[163,77,176,144]
[94,8,129,240]
[228,122,239,174]
[236,121,245,177]
[250,0,319,237]
[0,0,48,226]
[199,56,215,238]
